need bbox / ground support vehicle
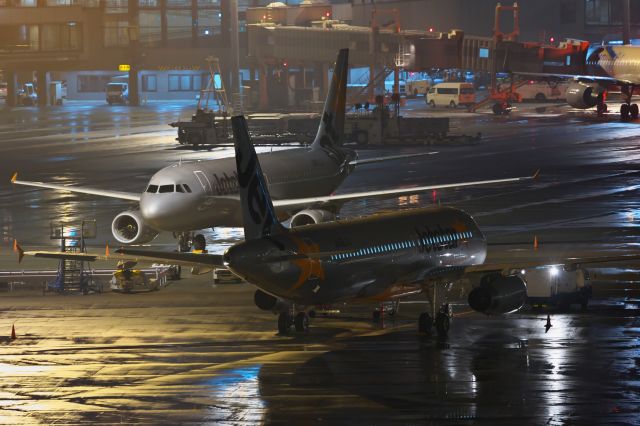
[106,82,129,105]
[170,109,229,146]
[523,267,592,310]
[17,83,37,106]
[426,83,476,108]
[110,262,179,293]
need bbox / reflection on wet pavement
[1,280,638,424]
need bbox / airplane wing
[417,253,640,284]
[348,151,438,167]
[270,170,539,210]
[16,243,225,268]
[513,72,630,86]
[11,173,140,202]
[463,253,640,274]
[115,248,225,267]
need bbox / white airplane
[12,49,535,252]
[521,43,640,120]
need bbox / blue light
[205,365,260,387]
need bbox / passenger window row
[330,231,473,261]
[146,184,192,193]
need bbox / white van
[426,82,475,108]
[517,81,568,102]
[106,82,129,105]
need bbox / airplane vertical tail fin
[231,115,285,240]
[311,48,349,150]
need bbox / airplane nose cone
[139,194,184,230]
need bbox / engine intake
[290,209,336,227]
[111,210,160,244]
[468,275,526,315]
[566,82,605,109]
[254,289,290,312]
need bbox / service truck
[523,266,591,310]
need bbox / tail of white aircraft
[311,48,348,150]
[231,115,286,240]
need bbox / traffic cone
[105,243,110,257]
[533,235,539,250]
[10,324,16,340]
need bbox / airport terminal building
[1,0,640,106]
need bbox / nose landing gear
[419,282,451,340]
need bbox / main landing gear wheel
[294,312,309,333]
[193,234,206,251]
[278,312,291,335]
[631,103,639,120]
[175,232,194,252]
[418,312,432,334]
[621,103,631,121]
[435,312,450,339]
[492,102,511,115]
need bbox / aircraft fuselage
[224,206,487,305]
[139,145,354,231]
[588,44,640,85]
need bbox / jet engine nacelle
[254,289,290,313]
[111,210,160,244]
[566,82,605,109]
[290,209,336,227]
[468,274,526,315]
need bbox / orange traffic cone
[533,235,539,250]
[10,324,16,340]
[105,243,110,257]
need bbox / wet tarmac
[0,101,640,424]
[0,279,639,425]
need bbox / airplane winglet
[14,241,24,264]
[532,169,541,180]
[10,172,17,184]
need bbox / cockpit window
[146,184,158,193]
[176,184,184,193]
[159,184,174,193]
[183,184,192,193]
